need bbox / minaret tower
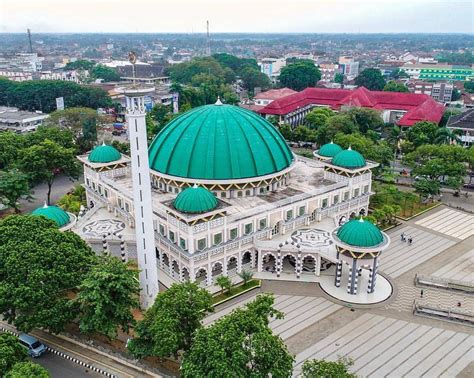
[122,51,159,308]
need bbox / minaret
[121,51,159,308]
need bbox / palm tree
[387,125,404,173]
[238,270,254,288]
[435,127,461,145]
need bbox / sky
[1,0,473,34]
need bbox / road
[19,174,83,213]
[31,354,102,378]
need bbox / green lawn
[212,279,260,304]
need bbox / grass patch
[292,148,314,159]
[212,279,260,304]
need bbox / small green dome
[32,204,70,227]
[332,148,366,169]
[318,142,343,158]
[174,186,218,214]
[148,104,294,180]
[88,144,121,163]
[337,219,384,247]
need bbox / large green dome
[174,186,218,214]
[32,204,70,227]
[332,148,366,169]
[318,142,343,158]
[336,219,384,247]
[89,144,121,163]
[148,104,294,180]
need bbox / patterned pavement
[380,226,456,278]
[415,208,474,240]
[204,294,341,340]
[293,313,473,378]
[432,249,474,284]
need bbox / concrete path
[293,313,473,378]
[415,208,474,240]
[432,249,474,284]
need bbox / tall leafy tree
[0,215,96,333]
[346,107,384,133]
[19,139,81,204]
[334,72,344,85]
[279,61,321,91]
[5,361,50,378]
[74,256,139,339]
[181,294,294,378]
[90,64,121,82]
[305,107,335,130]
[302,358,355,378]
[239,66,271,93]
[406,121,439,147]
[354,68,386,91]
[0,169,32,213]
[0,333,27,376]
[383,80,409,92]
[0,132,25,169]
[128,282,213,359]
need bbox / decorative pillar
[334,260,343,287]
[117,233,126,262]
[237,253,242,274]
[223,255,228,276]
[102,233,108,255]
[206,264,212,286]
[348,259,358,295]
[276,247,282,277]
[315,255,321,276]
[257,249,263,272]
[368,256,378,293]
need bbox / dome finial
[215,96,223,106]
[193,183,198,188]
[102,141,106,146]
[348,145,352,151]
[43,201,48,208]
[359,217,364,222]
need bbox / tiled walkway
[432,249,474,284]
[293,313,473,377]
[204,294,341,340]
[415,208,474,240]
[379,226,456,278]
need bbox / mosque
[32,90,391,307]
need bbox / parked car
[18,333,47,357]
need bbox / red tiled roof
[254,87,298,100]
[258,87,444,126]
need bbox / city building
[260,57,286,81]
[0,53,43,72]
[0,69,88,83]
[240,88,297,112]
[401,63,473,81]
[257,87,445,127]
[0,106,49,133]
[338,56,359,79]
[406,81,454,103]
[447,108,474,146]
[318,63,341,82]
[74,104,389,305]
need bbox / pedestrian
[457,302,462,307]
[408,236,413,245]
[400,232,406,242]
[420,289,424,298]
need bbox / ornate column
[347,259,357,295]
[367,256,378,293]
[257,249,263,272]
[276,249,282,277]
[334,260,343,287]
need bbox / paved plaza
[207,206,474,377]
[293,313,473,378]
[415,208,474,240]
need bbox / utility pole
[27,29,33,53]
[206,20,211,56]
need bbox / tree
[128,282,213,359]
[0,80,111,113]
[414,178,440,199]
[354,68,385,91]
[181,294,294,378]
[0,169,32,213]
[334,132,393,166]
[65,60,95,71]
[451,88,461,101]
[166,57,225,84]
[435,127,461,145]
[334,72,344,85]
[383,80,409,93]
[46,107,104,142]
[318,114,358,143]
[0,333,27,376]
[5,361,50,378]
[279,124,293,141]
[90,64,121,82]
[389,68,409,80]
[75,256,139,339]
[346,107,384,133]
[0,215,96,333]
[279,61,321,91]
[239,66,271,93]
[440,108,461,127]
[238,270,254,287]
[305,107,335,130]
[0,132,25,169]
[406,121,439,148]
[19,139,81,204]
[464,81,474,94]
[25,125,76,150]
[216,275,232,295]
[302,358,355,378]
[57,185,86,215]
[150,104,172,125]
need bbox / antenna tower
[206,20,211,56]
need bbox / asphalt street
[31,354,102,378]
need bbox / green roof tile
[337,219,384,247]
[174,186,218,214]
[32,204,70,227]
[148,104,294,180]
[318,142,343,158]
[332,148,366,169]
[88,144,121,163]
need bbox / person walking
[420,289,424,298]
[401,232,406,242]
[408,236,413,245]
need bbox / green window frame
[230,228,238,240]
[179,237,186,250]
[333,195,339,205]
[159,224,165,235]
[322,198,328,208]
[197,238,207,251]
[259,218,267,230]
[299,206,305,216]
[354,188,360,197]
[286,210,293,220]
[213,232,222,245]
[169,230,175,243]
[244,223,253,235]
